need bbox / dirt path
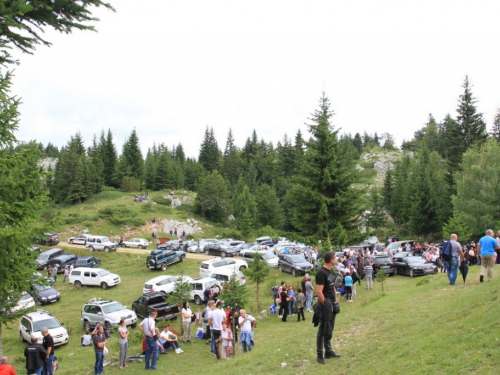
[61,242,211,260]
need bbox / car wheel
[161,263,167,271]
[292,269,297,277]
[104,247,110,252]
[69,240,74,244]
[19,332,25,342]
[104,321,112,330]
[138,245,143,249]
[279,265,284,272]
[89,246,94,252]
[194,295,202,305]
[394,267,397,275]
[239,266,246,271]
[83,320,91,331]
[205,249,209,255]
[221,251,226,257]
[181,255,186,262]
[410,269,414,278]
[74,281,82,288]
[101,282,109,290]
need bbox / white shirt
[182,307,192,323]
[210,308,225,331]
[140,317,155,337]
[239,314,255,332]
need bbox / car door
[20,317,32,341]
[90,271,100,286]
[399,259,410,275]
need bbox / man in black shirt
[41,328,55,375]
[315,251,341,364]
[25,336,47,375]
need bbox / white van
[210,269,246,285]
[69,267,121,290]
[86,236,118,252]
[199,257,248,278]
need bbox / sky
[10,0,500,158]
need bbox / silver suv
[19,309,69,346]
[86,236,118,252]
[81,299,137,331]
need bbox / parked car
[372,256,395,276]
[122,238,150,249]
[132,292,180,320]
[158,240,182,250]
[68,233,93,245]
[86,236,118,252]
[199,258,248,278]
[232,242,256,254]
[386,240,416,253]
[241,245,271,256]
[36,248,65,270]
[393,256,438,277]
[68,267,121,290]
[204,244,237,257]
[31,284,61,305]
[242,250,279,267]
[46,254,78,272]
[75,256,101,268]
[146,249,186,271]
[81,299,137,330]
[278,254,313,277]
[35,233,60,246]
[19,310,69,346]
[211,269,246,285]
[30,246,41,253]
[8,292,35,313]
[188,278,221,305]
[143,275,193,295]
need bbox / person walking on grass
[443,233,465,285]
[305,276,314,312]
[477,229,500,283]
[25,336,46,375]
[238,309,256,353]
[118,319,129,369]
[208,300,226,361]
[364,261,374,290]
[315,251,341,364]
[295,288,306,322]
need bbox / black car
[36,233,60,246]
[372,256,395,276]
[46,254,78,273]
[393,257,438,277]
[75,256,101,268]
[204,244,236,257]
[278,254,313,277]
[31,284,61,305]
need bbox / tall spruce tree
[289,93,362,244]
[255,184,285,229]
[102,129,119,187]
[120,128,144,181]
[194,171,230,223]
[456,76,487,150]
[491,108,500,142]
[221,128,242,184]
[198,127,220,172]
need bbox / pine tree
[221,128,242,184]
[244,254,270,311]
[194,171,231,223]
[255,184,285,229]
[102,129,119,187]
[382,169,394,214]
[366,188,387,230]
[289,93,362,244]
[456,76,487,150]
[491,108,500,142]
[121,128,144,181]
[198,127,220,172]
[233,185,258,232]
[88,135,104,194]
[352,133,363,154]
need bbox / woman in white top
[118,319,129,369]
[181,301,194,343]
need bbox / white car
[8,292,35,313]
[189,278,221,305]
[122,238,150,249]
[68,234,93,245]
[199,257,248,278]
[143,275,194,295]
[211,270,246,285]
[242,250,279,267]
[19,310,69,346]
[69,267,121,290]
[188,238,218,252]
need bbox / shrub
[121,177,141,192]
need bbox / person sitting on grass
[81,330,92,346]
[159,325,183,354]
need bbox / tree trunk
[0,321,3,357]
[256,283,261,311]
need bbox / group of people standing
[22,328,55,375]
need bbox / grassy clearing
[3,244,500,375]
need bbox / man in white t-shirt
[238,309,256,353]
[208,300,226,360]
[138,311,158,370]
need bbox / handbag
[333,302,340,315]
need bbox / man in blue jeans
[139,311,158,370]
[41,328,55,375]
[92,325,108,375]
[444,234,465,285]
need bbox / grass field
[3,243,500,375]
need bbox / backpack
[441,240,453,261]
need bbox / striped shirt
[365,265,373,277]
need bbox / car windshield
[290,256,306,263]
[102,302,126,314]
[33,318,60,332]
[34,284,52,292]
[407,257,428,264]
[263,252,277,260]
[38,253,49,261]
[97,270,110,277]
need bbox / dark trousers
[316,307,337,357]
[281,305,289,322]
[212,329,221,360]
[296,307,305,321]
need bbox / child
[344,272,353,302]
[295,288,306,322]
[195,308,201,328]
[220,322,233,359]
